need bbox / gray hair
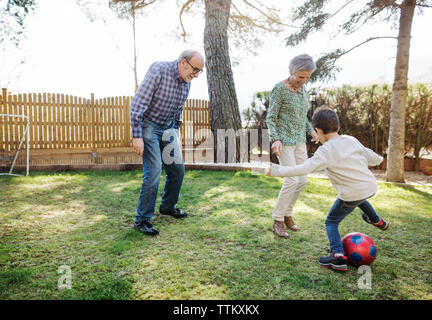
[289,54,316,74]
[178,49,199,61]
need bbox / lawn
[0,169,431,300]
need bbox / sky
[2,0,432,113]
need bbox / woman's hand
[311,131,320,144]
[271,140,282,156]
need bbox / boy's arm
[351,136,383,166]
[270,148,328,177]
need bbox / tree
[242,91,274,161]
[178,0,289,132]
[285,0,432,183]
[76,0,157,92]
[1,0,36,46]
[242,91,269,130]
[79,0,289,130]
[203,0,242,131]
[0,0,36,88]
[110,0,157,91]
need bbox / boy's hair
[312,107,340,134]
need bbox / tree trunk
[386,0,415,182]
[203,0,242,131]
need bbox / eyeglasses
[185,59,203,75]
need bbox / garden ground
[0,169,431,299]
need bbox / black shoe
[159,206,187,219]
[134,220,159,236]
[361,214,390,230]
[318,253,348,271]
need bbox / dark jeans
[325,198,380,254]
[135,118,184,223]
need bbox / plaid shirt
[130,59,191,138]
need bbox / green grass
[0,169,431,299]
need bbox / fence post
[1,88,6,114]
[1,88,6,153]
[90,93,97,163]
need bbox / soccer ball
[342,232,377,267]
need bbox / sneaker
[318,253,348,271]
[134,220,159,236]
[159,206,188,219]
[361,214,390,231]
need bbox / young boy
[266,107,390,271]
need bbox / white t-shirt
[271,135,384,201]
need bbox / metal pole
[0,114,29,176]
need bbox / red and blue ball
[342,232,377,267]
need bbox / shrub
[315,83,432,170]
[246,83,432,170]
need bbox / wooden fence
[0,88,210,168]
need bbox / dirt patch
[310,169,432,186]
[371,169,432,186]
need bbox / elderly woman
[266,54,319,238]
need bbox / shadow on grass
[0,170,141,299]
[0,268,35,299]
[397,184,432,200]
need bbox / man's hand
[271,140,282,156]
[133,138,144,157]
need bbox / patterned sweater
[266,81,314,146]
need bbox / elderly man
[130,49,205,236]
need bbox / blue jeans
[135,118,185,223]
[325,198,380,254]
